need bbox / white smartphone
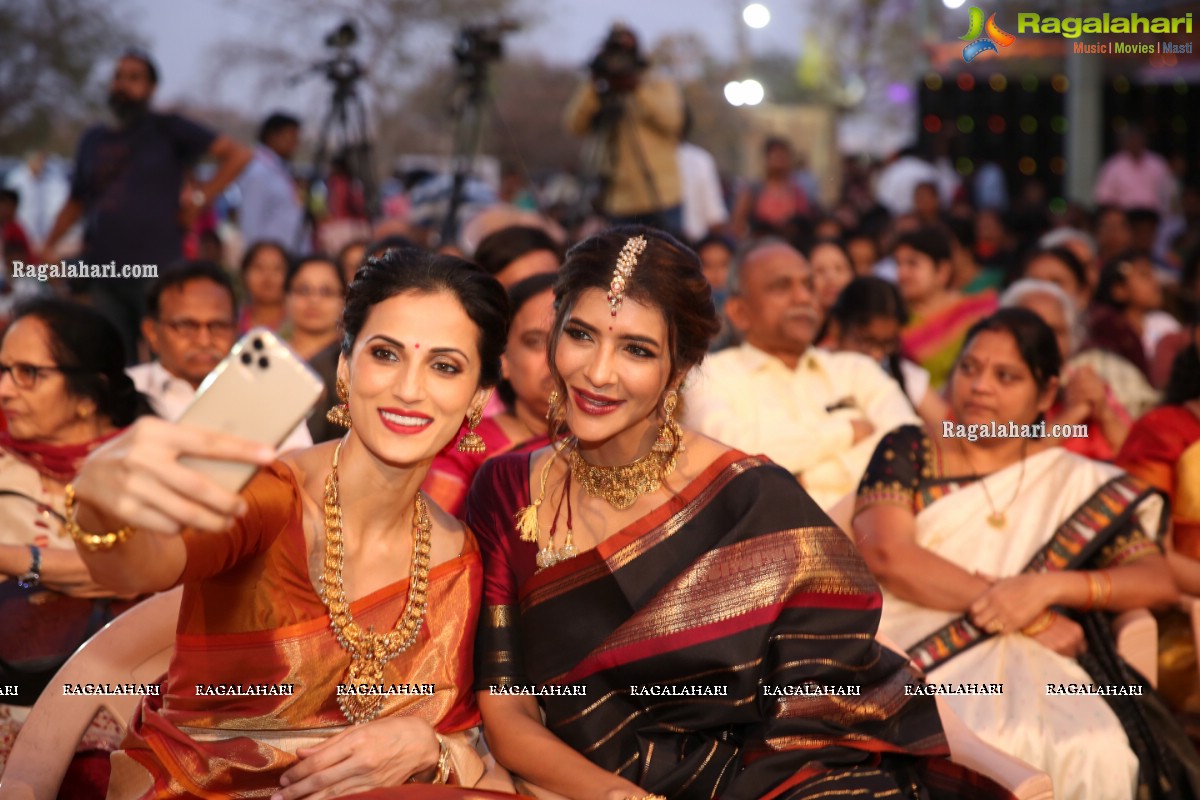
[176,328,325,493]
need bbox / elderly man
[684,239,918,512]
[128,262,311,452]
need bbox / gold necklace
[321,439,432,724]
[568,437,678,510]
[956,439,1026,529]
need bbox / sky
[127,0,811,114]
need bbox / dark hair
[473,226,562,278]
[830,276,909,329]
[1164,304,1200,405]
[258,112,300,144]
[944,214,976,251]
[285,255,347,294]
[239,240,291,275]
[0,188,18,207]
[1126,207,1161,227]
[549,225,720,388]
[336,238,371,275]
[893,226,953,265]
[764,136,791,155]
[341,249,509,387]
[146,261,237,319]
[496,272,559,409]
[1094,250,1152,309]
[10,299,144,428]
[119,48,159,84]
[1021,246,1088,291]
[693,232,735,255]
[960,307,1063,391]
[807,237,854,267]
[364,235,420,263]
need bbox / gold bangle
[433,734,452,785]
[1098,570,1113,610]
[1082,572,1099,612]
[1021,610,1057,637]
[63,484,133,551]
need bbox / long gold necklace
[321,438,432,724]
[956,439,1027,529]
[568,437,678,510]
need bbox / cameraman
[565,24,684,234]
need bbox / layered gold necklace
[568,438,679,510]
[321,439,432,724]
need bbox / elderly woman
[1001,278,1132,460]
[853,308,1193,800]
[0,298,146,771]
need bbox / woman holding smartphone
[65,249,514,798]
[468,227,1009,800]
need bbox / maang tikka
[607,235,648,316]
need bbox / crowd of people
[1,34,1200,800]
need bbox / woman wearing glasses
[0,298,148,772]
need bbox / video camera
[454,20,520,83]
[588,25,647,93]
[320,20,364,88]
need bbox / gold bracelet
[433,734,452,785]
[63,484,133,551]
[1097,570,1113,609]
[1082,572,1099,611]
[1021,610,1057,637]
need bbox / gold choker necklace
[568,438,678,510]
[321,439,432,724]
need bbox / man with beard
[128,261,311,451]
[683,239,918,512]
[41,50,251,363]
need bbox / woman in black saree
[467,226,1012,800]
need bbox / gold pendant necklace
[956,439,1026,529]
[321,439,432,724]
[568,438,678,510]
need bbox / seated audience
[684,239,918,511]
[472,225,562,289]
[826,276,949,430]
[1039,227,1100,290]
[129,262,311,451]
[336,238,370,286]
[0,299,147,772]
[853,308,1188,800]
[809,237,855,319]
[1022,245,1091,314]
[1002,279,1132,460]
[946,215,1003,295]
[423,273,554,516]
[236,240,290,333]
[895,226,998,390]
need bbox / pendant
[339,653,385,724]
[987,513,1006,528]
[536,546,558,570]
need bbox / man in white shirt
[128,262,311,452]
[684,240,918,511]
[238,113,304,252]
[676,111,728,242]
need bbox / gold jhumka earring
[456,405,487,453]
[326,378,352,429]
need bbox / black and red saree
[468,449,1010,799]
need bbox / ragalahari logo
[960,7,1016,62]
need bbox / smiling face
[810,242,855,312]
[502,288,556,420]
[949,329,1056,431]
[338,291,488,468]
[552,288,672,451]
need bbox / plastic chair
[0,587,182,800]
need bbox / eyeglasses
[289,286,343,299]
[159,319,236,338]
[0,361,79,389]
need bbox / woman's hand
[603,783,655,800]
[273,717,441,800]
[969,573,1058,635]
[72,417,274,535]
[1028,614,1087,658]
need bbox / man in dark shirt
[42,50,251,362]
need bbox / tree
[0,0,144,153]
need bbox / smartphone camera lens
[240,353,253,365]
[253,338,264,351]
[258,356,270,369]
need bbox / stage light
[743,3,771,28]
[724,81,745,106]
[943,0,966,8]
[741,79,765,105]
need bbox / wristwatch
[16,545,40,589]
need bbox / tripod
[303,56,377,234]
[438,64,490,248]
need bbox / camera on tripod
[454,21,520,82]
[589,25,647,94]
[322,20,364,87]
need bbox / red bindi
[413,343,420,349]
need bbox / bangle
[1021,610,1057,637]
[63,484,133,551]
[1082,572,1098,612]
[1097,570,1113,610]
[433,734,452,785]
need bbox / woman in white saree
[852,308,1193,800]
